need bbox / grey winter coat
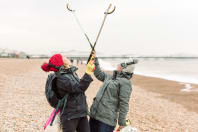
[90,58,133,126]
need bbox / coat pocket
[99,100,118,122]
[107,81,120,98]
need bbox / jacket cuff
[118,119,127,126]
[82,73,93,82]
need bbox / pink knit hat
[41,54,64,72]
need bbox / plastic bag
[114,126,138,132]
[120,126,137,132]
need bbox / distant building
[0,48,29,58]
[16,52,27,58]
[0,52,9,57]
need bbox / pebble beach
[0,58,198,132]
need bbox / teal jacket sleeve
[118,78,132,126]
[94,58,108,82]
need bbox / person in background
[41,53,95,132]
[77,58,79,65]
[70,58,74,65]
[26,55,30,59]
[89,52,138,132]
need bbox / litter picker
[66,3,116,63]
[87,4,115,64]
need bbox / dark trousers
[61,116,90,132]
[89,117,115,132]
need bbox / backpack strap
[61,94,69,116]
[50,101,61,126]
[50,94,69,126]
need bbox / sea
[98,58,198,87]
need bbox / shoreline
[135,72,198,85]
[133,74,198,114]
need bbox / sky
[0,0,198,56]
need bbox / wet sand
[0,58,198,132]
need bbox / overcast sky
[0,0,198,55]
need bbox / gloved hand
[115,120,131,132]
[86,59,95,75]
